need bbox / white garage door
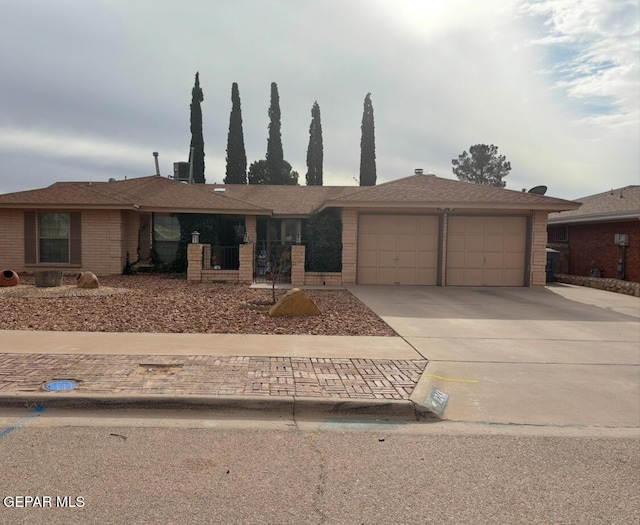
[446,216,527,286]
[358,215,439,285]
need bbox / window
[39,213,69,263]
[554,226,568,242]
[153,214,181,264]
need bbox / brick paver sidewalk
[0,354,427,400]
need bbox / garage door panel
[357,214,438,285]
[417,234,438,250]
[397,216,417,233]
[378,251,397,267]
[465,252,484,268]
[359,215,378,233]
[485,217,505,234]
[358,267,378,285]
[466,236,484,252]
[485,252,504,269]
[485,235,505,252]
[506,217,526,233]
[379,219,397,234]
[418,250,438,267]
[484,269,504,286]
[504,252,525,268]
[417,268,438,285]
[378,268,396,284]
[447,251,465,269]
[504,269,525,286]
[504,236,526,252]
[359,233,379,251]
[465,269,484,285]
[397,252,416,267]
[446,216,526,286]
[397,234,417,251]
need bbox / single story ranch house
[0,172,579,287]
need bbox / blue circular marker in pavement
[44,380,78,392]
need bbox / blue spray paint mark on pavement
[0,405,45,440]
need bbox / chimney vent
[415,168,424,175]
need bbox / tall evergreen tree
[305,101,323,186]
[359,92,376,186]
[266,82,284,185]
[189,72,205,184]
[224,82,247,184]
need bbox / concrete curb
[0,393,440,421]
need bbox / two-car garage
[357,214,528,286]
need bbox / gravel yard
[0,274,395,336]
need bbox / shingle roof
[0,173,579,214]
[548,186,640,224]
[207,184,356,216]
[321,174,578,210]
[0,176,269,214]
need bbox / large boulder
[75,271,100,289]
[268,288,321,317]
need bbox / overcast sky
[1,0,638,199]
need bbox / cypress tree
[189,72,205,184]
[224,82,247,184]
[359,92,376,186]
[305,101,323,186]
[266,82,284,185]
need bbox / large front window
[39,213,69,263]
[153,214,181,264]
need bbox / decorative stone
[0,269,19,287]
[268,288,321,317]
[34,270,63,288]
[75,271,100,289]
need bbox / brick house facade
[548,186,640,283]
[0,174,579,287]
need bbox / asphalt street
[0,410,638,525]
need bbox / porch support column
[341,209,358,285]
[239,244,254,284]
[187,243,203,282]
[291,244,305,286]
[244,215,257,245]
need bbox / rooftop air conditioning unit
[173,162,190,182]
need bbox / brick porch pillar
[341,209,358,285]
[187,243,203,282]
[291,244,305,286]
[239,244,254,284]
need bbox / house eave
[319,201,579,212]
[548,212,640,225]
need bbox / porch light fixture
[243,232,251,244]
[191,231,200,244]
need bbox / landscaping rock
[76,271,100,289]
[268,288,322,317]
[34,270,63,288]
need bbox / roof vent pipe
[153,152,160,176]
[415,168,424,175]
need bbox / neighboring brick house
[548,186,640,283]
[0,172,578,286]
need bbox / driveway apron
[348,284,640,427]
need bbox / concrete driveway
[349,284,640,428]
